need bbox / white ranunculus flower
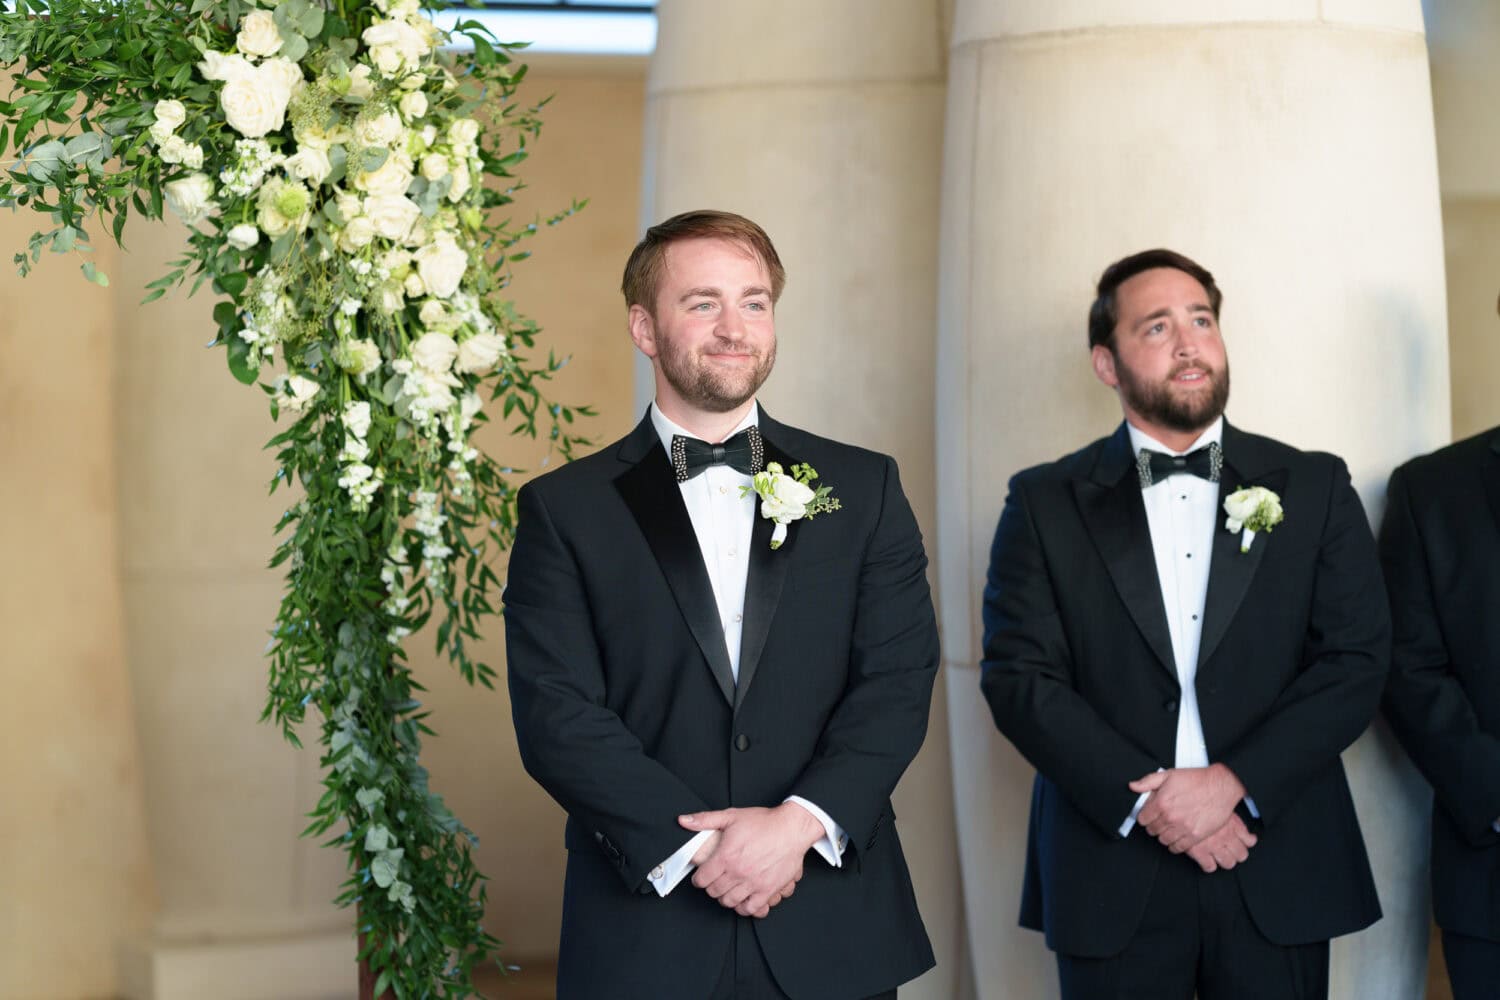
[455,332,505,374]
[760,474,816,524]
[356,110,404,149]
[354,151,414,196]
[164,173,215,224]
[277,374,320,412]
[420,152,449,181]
[220,66,294,138]
[410,331,459,373]
[285,146,333,185]
[448,118,479,148]
[364,193,421,241]
[153,99,187,133]
[236,9,284,58]
[413,236,468,300]
[226,223,261,250]
[342,400,373,438]
[198,50,256,83]
[338,215,377,251]
[398,91,428,121]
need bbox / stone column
[937,3,1447,997]
[112,220,351,1000]
[642,3,966,996]
[1426,0,1500,440]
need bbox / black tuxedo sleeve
[1380,466,1500,845]
[980,474,1159,836]
[785,456,940,857]
[504,481,711,891]
[1217,458,1389,825]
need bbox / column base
[119,929,354,1000]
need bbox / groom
[504,210,937,999]
[980,249,1389,998]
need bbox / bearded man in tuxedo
[504,210,938,999]
[1381,416,1500,1000]
[980,249,1389,999]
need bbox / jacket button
[1163,699,1179,713]
[735,733,750,752]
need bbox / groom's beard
[1115,354,1231,435]
[657,333,776,414]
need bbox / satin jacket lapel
[1484,432,1500,534]
[734,425,795,711]
[613,417,736,706]
[1197,426,1287,670]
[1076,425,1176,679]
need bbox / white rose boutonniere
[743,461,842,550]
[1223,485,1284,553]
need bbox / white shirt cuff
[785,795,847,867]
[1244,796,1260,819]
[1119,789,1152,837]
[647,830,714,897]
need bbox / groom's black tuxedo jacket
[981,421,1388,958]
[504,410,937,999]
[1381,427,1500,943]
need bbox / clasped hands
[677,803,826,919]
[1129,763,1258,873]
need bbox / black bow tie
[1136,441,1222,488]
[670,427,765,482]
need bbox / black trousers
[1056,855,1328,1000]
[710,915,897,1000]
[1441,929,1500,1000]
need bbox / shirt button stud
[733,613,743,623]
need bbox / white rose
[419,152,448,182]
[338,215,377,251]
[398,91,428,121]
[379,248,412,275]
[446,160,470,202]
[454,332,505,374]
[260,58,306,98]
[153,99,187,133]
[1223,486,1281,532]
[236,9,284,58]
[403,272,426,298]
[338,341,383,378]
[226,223,261,250]
[354,151,414,196]
[760,474,816,523]
[164,173,215,225]
[375,282,406,314]
[364,193,421,241]
[420,124,438,147]
[220,67,293,138]
[334,190,364,221]
[277,374,320,413]
[363,20,430,73]
[157,134,191,164]
[198,50,255,83]
[347,64,376,101]
[342,400,373,438]
[286,146,333,185]
[413,236,468,299]
[448,118,479,148]
[356,110,404,149]
[410,331,459,373]
[181,143,204,169]
[418,300,449,326]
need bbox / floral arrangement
[1,1,590,994]
[745,461,841,549]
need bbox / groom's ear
[628,304,658,359]
[1091,344,1119,389]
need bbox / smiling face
[1092,265,1230,448]
[628,236,778,429]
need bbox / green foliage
[1,2,593,995]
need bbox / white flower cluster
[411,489,451,598]
[380,536,414,645]
[337,401,382,512]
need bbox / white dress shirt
[645,402,846,895]
[1118,418,1256,835]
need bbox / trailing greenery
[0,2,591,994]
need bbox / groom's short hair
[622,210,787,316]
[1088,248,1222,350]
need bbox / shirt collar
[650,400,760,457]
[1126,415,1224,459]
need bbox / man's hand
[1184,813,1257,873]
[680,803,824,918]
[1130,763,1247,853]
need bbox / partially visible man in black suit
[504,210,938,999]
[1381,423,1500,1000]
[981,249,1389,999]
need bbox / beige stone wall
[0,53,644,996]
